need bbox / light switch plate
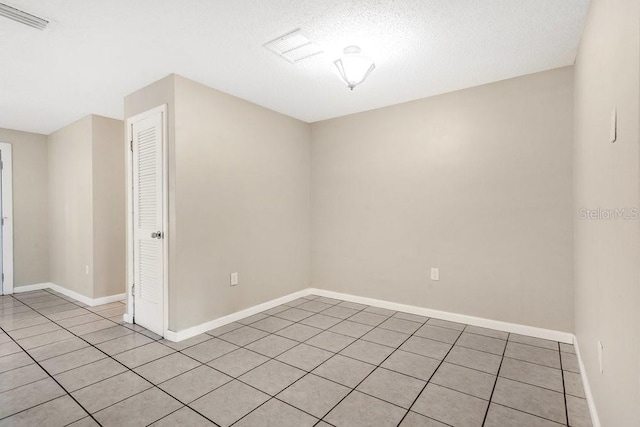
[230,272,238,286]
[598,340,604,373]
[430,267,440,281]
[610,108,617,143]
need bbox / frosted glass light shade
[333,46,375,90]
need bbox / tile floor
[0,290,593,426]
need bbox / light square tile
[245,334,298,358]
[190,380,269,427]
[361,327,410,348]
[0,378,66,419]
[412,383,488,427]
[305,331,355,353]
[208,348,269,378]
[277,373,350,418]
[150,407,213,426]
[505,342,560,369]
[248,316,293,333]
[381,349,440,381]
[134,352,201,384]
[276,343,333,371]
[339,339,394,365]
[54,358,128,392]
[71,371,152,413]
[431,362,496,400]
[180,338,238,363]
[485,403,564,427]
[159,365,232,404]
[445,346,502,375]
[499,357,563,392]
[312,354,375,388]
[356,367,425,408]
[400,336,451,360]
[415,324,461,344]
[234,398,317,427]
[325,391,406,427]
[94,387,182,427]
[0,395,86,427]
[218,326,268,347]
[300,314,342,330]
[379,317,422,334]
[238,359,305,395]
[113,342,175,368]
[492,377,566,424]
[456,332,506,355]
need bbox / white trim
[163,287,573,344]
[13,283,50,293]
[11,282,600,424]
[308,288,574,344]
[164,289,310,342]
[0,143,13,295]
[125,104,169,336]
[13,282,125,307]
[573,336,601,427]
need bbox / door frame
[124,104,169,337]
[0,143,12,295]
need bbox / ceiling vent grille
[264,29,323,63]
[0,2,48,30]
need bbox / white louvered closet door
[131,109,165,336]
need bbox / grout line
[480,332,509,426]
[559,341,570,425]
[224,299,376,426]
[0,324,98,425]
[397,323,468,426]
[10,290,221,427]
[3,290,578,427]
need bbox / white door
[130,108,166,336]
[0,152,3,294]
[0,143,13,295]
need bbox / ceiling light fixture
[0,2,48,30]
[333,46,375,90]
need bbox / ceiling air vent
[264,29,323,63]
[0,2,48,30]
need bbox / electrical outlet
[430,267,440,281]
[598,340,604,373]
[230,272,238,286]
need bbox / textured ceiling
[1,0,590,134]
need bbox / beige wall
[311,67,574,332]
[171,75,311,330]
[48,116,94,297]
[124,74,311,331]
[573,0,640,425]
[92,115,126,298]
[48,115,126,299]
[0,128,49,287]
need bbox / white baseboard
[14,283,597,423]
[308,288,574,344]
[164,287,574,345]
[163,289,311,342]
[12,283,50,293]
[13,282,125,308]
[573,336,601,427]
